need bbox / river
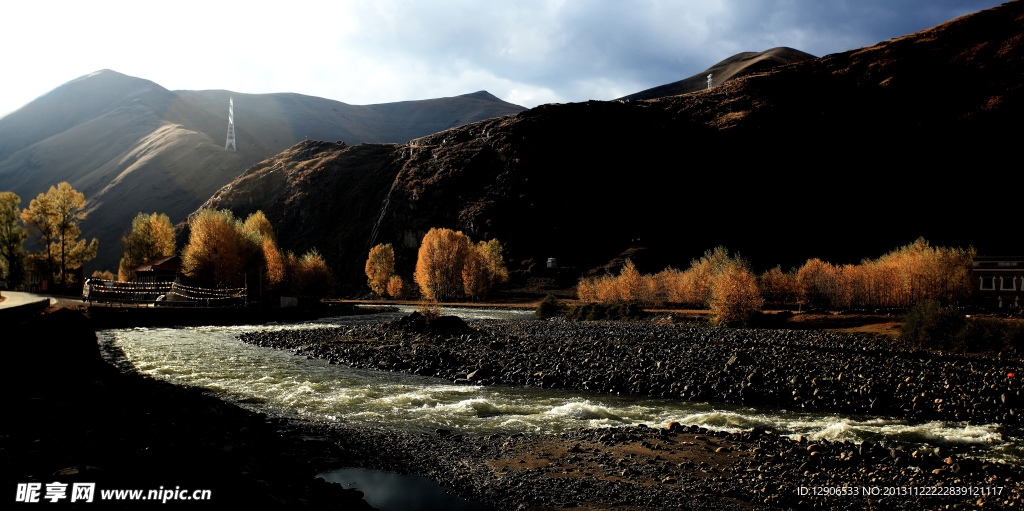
[95,306,1022,465]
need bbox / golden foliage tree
[576,239,975,316]
[476,239,510,286]
[182,209,245,286]
[262,238,287,292]
[462,240,512,301]
[709,261,762,326]
[758,266,801,306]
[576,247,760,321]
[462,246,490,300]
[414,228,471,301]
[182,209,276,288]
[20,182,98,286]
[386,275,407,299]
[0,191,28,289]
[617,259,645,303]
[118,212,176,281]
[687,246,734,306]
[365,243,395,297]
[293,249,334,297]
[242,210,276,246]
[792,238,974,309]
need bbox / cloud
[0,0,1006,118]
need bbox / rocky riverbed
[233,312,1024,509]
[12,306,1021,510]
[321,420,1023,510]
[239,313,1024,427]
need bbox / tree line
[130,208,334,299]
[1,181,332,299]
[1,183,98,290]
[577,238,976,325]
[365,227,509,302]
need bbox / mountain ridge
[617,46,816,101]
[0,70,526,273]
[199,0,1023,293]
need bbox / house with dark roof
[131,255,182,284]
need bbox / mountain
[201,0,1023,293]
[0,70,525,273]
[618,47,816,101]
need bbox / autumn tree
[687,246,735,306]
[182,209,267,287]
[758,266,801,306]
[462,246,490,300]
[475,239,510,287]
[182,208,304,301]
[617,259,645,303]
[386,275,407,299]
[118,212,176,281]
[708,260,762,326]
[462,240,511,301]
[20,182,98,287]
[0,192,28,289]
[414,228,471,301]
[242,210,276,246]
[365,243,395,297]
[292,249,334,297]
[182,209,243,285]
[263,238,287,293]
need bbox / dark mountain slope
[202,1,1023,292]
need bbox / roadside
[0,291,54,322]
[2,306,375,509]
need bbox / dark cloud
[346,0,1004,104]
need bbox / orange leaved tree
[365,243,396,297]
[414,228,471,301]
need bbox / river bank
[10,306,1024,509]
[239,313,1024,427]
[1,306,374,509]
[318,420,1023,510]
[227,312,1024,509]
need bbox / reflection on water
[320,468,495,511]
[96,307,1021,464]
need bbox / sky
[0,0,1007,117]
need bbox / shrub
[960,317,1024,355]
[565,302,646,321]
[535,294,566,319]
[899,300,967,351]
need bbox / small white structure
[707,73,713,89]
[546,257,558,269]
[225,97,236,151]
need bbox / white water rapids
[95,307,1022,464]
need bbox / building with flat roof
[972,256,1024,309]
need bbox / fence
[86,279,247,306]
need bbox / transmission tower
[225,97,236,151]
